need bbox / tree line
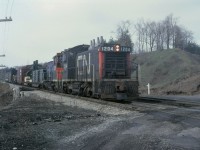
[111,14,200,55]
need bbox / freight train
[0,37,139,101]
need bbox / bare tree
[163,14,178,49]
[156,22,166,50]
[116,20,133,47]
[133,14,193,52]
[145,21,157,51]
[174,25,193,50]
[111,14,194,54]
[135,19,146,52]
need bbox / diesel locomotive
[1,36,139,101]
[50,37,139,100]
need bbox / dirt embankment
[140,74,200,96]
[136,49,200,96]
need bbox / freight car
[16,65,32,85]
[51,37,139,100]
[0,68,17,83]
[31,60,54,89]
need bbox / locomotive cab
[98,44,139,100]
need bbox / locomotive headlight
[115,45,120,52]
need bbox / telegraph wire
[6,0,14,66]
[2,0,10,55]
[5,0,10,17]
[10,0,15,16]
[1,0,14,67]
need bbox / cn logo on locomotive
[77,53,91,75]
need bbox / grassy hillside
[134,49,200,95]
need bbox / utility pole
[0,55,6,67]
[0,17,12,68]
[0,65,6,67]
[0,17,12,22]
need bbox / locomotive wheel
[87,91,92,97]
[83,86,92,97]
[97,94,101,99]
[38,84,42,89]
[68,89,72,94]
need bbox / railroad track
[35,89,200,122]
[15,85,166,112]
[139,96,200,107]
[12,84,200,112]
[10,83,200,123]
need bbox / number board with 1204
[101,46,131,52]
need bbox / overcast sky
[0,0,200,67]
